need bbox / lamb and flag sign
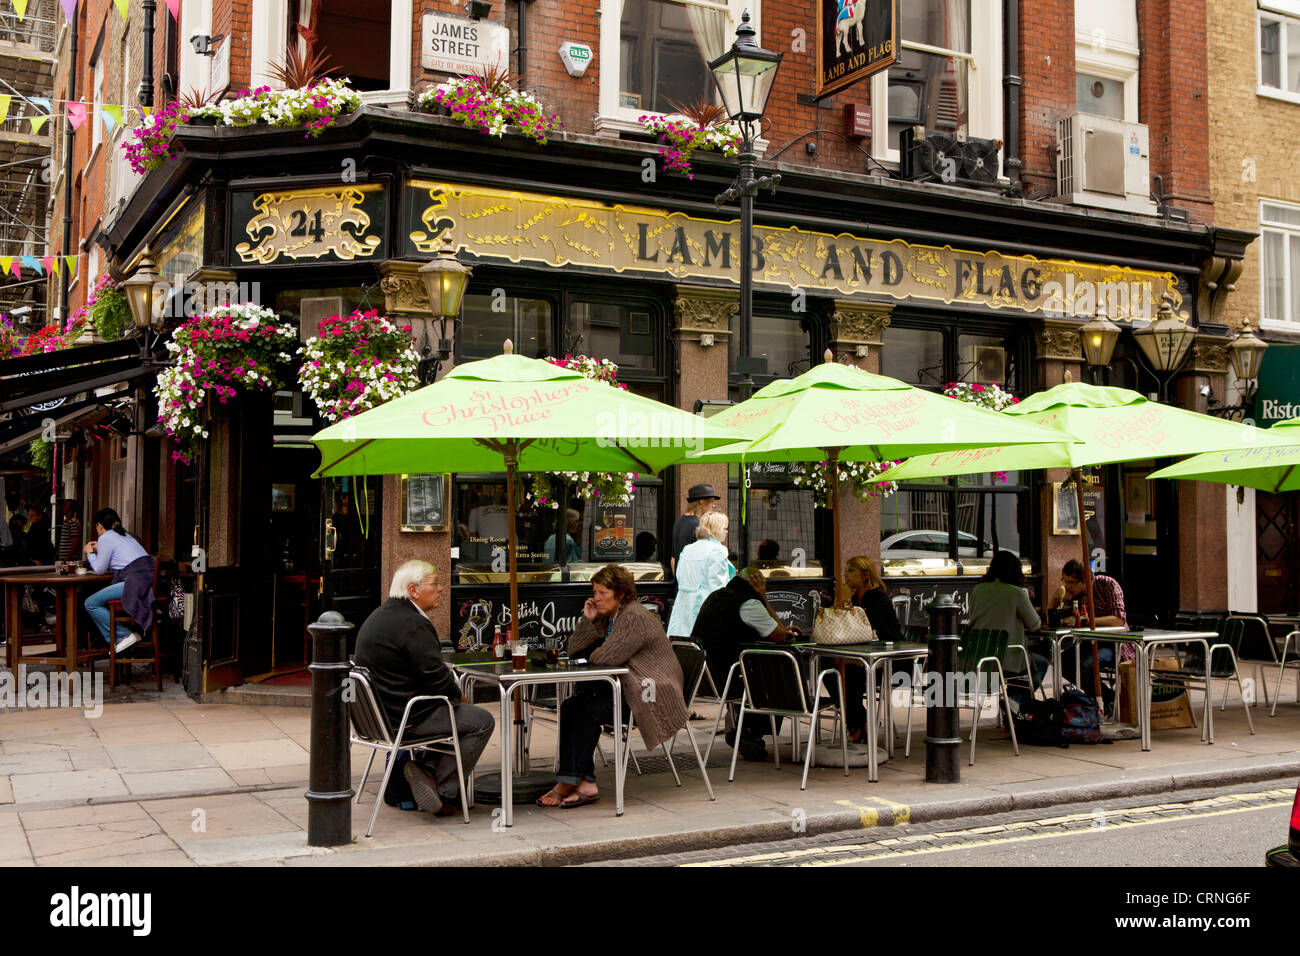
[817,0,900,99]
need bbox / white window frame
[1260,198,1300,331]
[250,0,412,103]
[1258,6,1300,103]
[869,0,1002,164]
[597,0,755,135]
[1074,17,1140,123]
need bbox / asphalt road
[606,781,1296,868]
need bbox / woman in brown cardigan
[537,563,689,808]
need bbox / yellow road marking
[681,789,1292,868]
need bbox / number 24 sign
[234,184,385,264]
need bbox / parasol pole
[830,446,845,607]
[1072,466,1101,706]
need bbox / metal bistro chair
[1157,618,1257,737]
[891,594,911,628]
[599,642,716,801]
[724,648,843,791]
[959,628,1022,765]
[1273,630,1300,718]
[348,666,471,836]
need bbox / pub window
[1074,0,1139,123]
[880,321,1036,571]
[1261,199,1300,327]
[452,476,663,577]
[567,300,660,374]
[726,483,818,571]
[1260,4,1300,99]
[457,293,554,362]
[291,0,391,92]
[728,312,812,395]
[870,0,1002,161]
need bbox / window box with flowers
[416,66,560,145]
[122,79,363,175]
[298,309,422,423]
[638,98,742,180]
[154,304,298,465]
[792,458,902,509]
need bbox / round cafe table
[1,571,114,675]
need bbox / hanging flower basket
[792,458,902,510]
[154,304,298,464]
[513,355,637,512]
[943,381,1020,483]
[298,309,421,423]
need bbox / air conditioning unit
[299,296,344,342]
[899,127,1002,189]
[1055,113,1157,215]
[961,345,1006,385]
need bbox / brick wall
[1139,0,1212,222]
[1207,0,1300,332]
[1018,0,1074,198]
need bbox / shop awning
[0,340,156,415]
[0,399,109,458]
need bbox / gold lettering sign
[236,185,383,264]
[408,180,1183,318]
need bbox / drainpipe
[139,0,156,107]
[517,0,531,84]
[59,19,78,325]
[1002,0,1023,195]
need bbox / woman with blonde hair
[836,555,903,744]
[666,511,734,638]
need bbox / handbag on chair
[812,605,875,645]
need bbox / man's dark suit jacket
[354,597,460,731]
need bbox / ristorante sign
[405,180,1178,316]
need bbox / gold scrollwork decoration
[235,186,382,264]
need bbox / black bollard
[925,594,961,784]
[307,611,355,846]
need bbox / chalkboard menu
[451,584,672,651]
[763,584,834,631]
[886,577,1041,629]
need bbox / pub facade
[43,0,1253,694]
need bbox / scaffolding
[0,2,56,336]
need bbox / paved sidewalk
[1,676,1298,866]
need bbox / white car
[880,530,1014,560]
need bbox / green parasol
[870,379,1271,702]
[687,354,1065,607]
[1147,418,1300,492]
[312,343,744,646]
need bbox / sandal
[536,787,573,808]
[559,792,600,809]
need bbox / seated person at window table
[544,508,583,563]
[538,564,689,808]
[753,538,784,568]
[969,550,1047,689]
[83,508,155,654]
[354,561,494,819]
[1051,558,1129,701]
[690,566,802,761]
[831,556,903,745]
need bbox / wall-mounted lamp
[465,0,492,19]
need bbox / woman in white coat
[667,511,734,638]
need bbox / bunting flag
[30,97,49,111]
[113,0,128,19]
[64,257,77,277]
[41,255,56,275]
[20,256,39,275]
[101,105,122,131]
[14,0,27,19]
[165,0,179,20]
[0,96,9,123]
[66,102,86,130]
[142,106,153,118]
[29,114,48,135]
[59,0,75,23]
[1,258,12,277]
[9,260,21,279]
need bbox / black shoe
[402,763,444,815]
[738,737,768,761]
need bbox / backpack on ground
[1008,687,1069,748]
[1059,687,1104,744]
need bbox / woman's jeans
[85,582,131,644]
[555,684,627,786]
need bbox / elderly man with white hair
[354,559,495,818]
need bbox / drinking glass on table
[512,642,528,671]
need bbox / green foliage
[29,437,51,474]
[89,286,130,342]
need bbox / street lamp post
[1133,293,1196,403]
[417,234,473,384]
[709,9,782,566]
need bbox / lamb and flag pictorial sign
[817,0,900,99]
